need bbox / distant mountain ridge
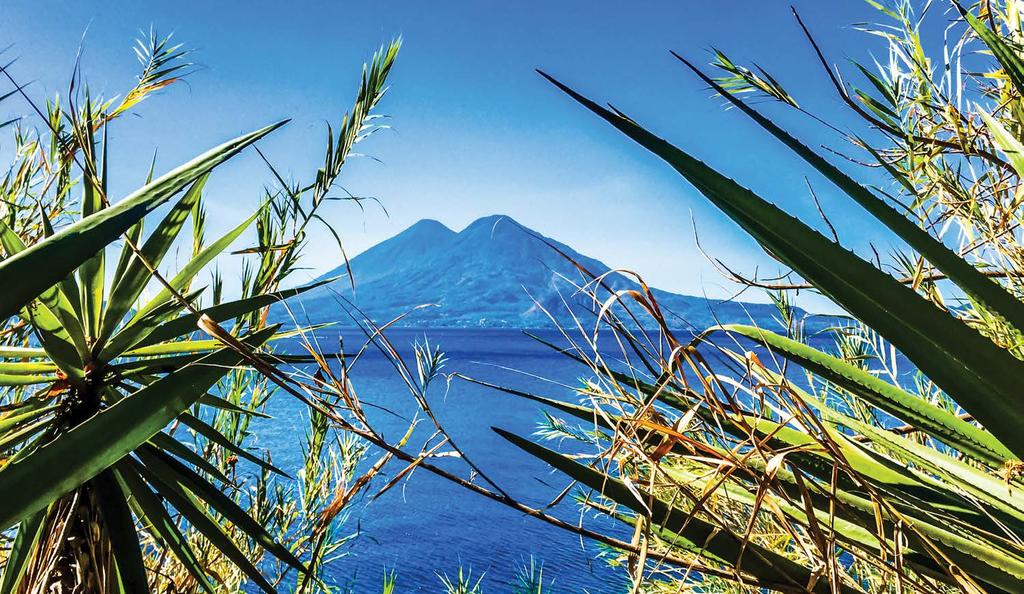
[284,214,806,330]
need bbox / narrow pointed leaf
[0,121,286,321]
[0,326,276,530]
[112,219,145,287]
[100,175,208,344]
[124,329,293,358]
[102,288,206,366]
[148,431,231,484]
[543,72,1024,461]
[116,465,216,594]
[133,277,336,348]
[177,412,289,477]
[677,57,1024,339]
[0,508,46,594]
[92,470,149,594]
[0,347,46,358]
[198,393,271,419]
[957,3,1024,97]
[0,373,58,387]
[133,458,276,594]
[496,428,857,594]
[101,210,262,360]
[981,111,1024,178]
[714,324,1013,465]
[0,362,58,375]
[80,125,105,340]
[0,402,57,434]
[0,418,51,452]
[1,220,87,376]
[138,446,306,572]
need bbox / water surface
[259,328,632,593]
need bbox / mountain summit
[286,215,796,329]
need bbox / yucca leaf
[259,352,329,365]
[24,305,84,382]
[131,277,336,348]
[0,218,89,356]
[0,347,46,358]
[100,288,206,367]
[739,359,1024,528]
[0,418,51,452]
[1,220,87,377]
[110,351,232,377]
[677,57,1024,340]
[111,218,145,287]
[542,72,1024,461]
[0,402,57,435]
[981,111,1024,178]
[148,431,231,484]
[138,445,306,572]
[495,428,857,594]
[813,396,1024,526]
[116,465,216,594]
[177,412,290,477]
[32,289,89,365]
[122,339,228,357]
[132,458,277,594]
[571,368,1002,536]
[100,175,208,345]
[740,413,936,491]
[0,326,276,530]
[0,507,46,594]
[100,210,262,360]
[79,120,106,341]
[198,393,271,419]
[0,362,58,375]
[666,454,1024,592]
[124,330,293,358]
[509,412,1024,591]
[713,324,1013,465]
[113,348,313,374]
[0,121,286,322]
[732,410,1007,522]
[0,374,58,387]
[92,470,149,594]
[735,414,1024,572]
[656,464,951,584]
[124,379,269,424]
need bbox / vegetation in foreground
[0,32,405,593]
[0,30,563,594]
[11,1,1024,594]
[472,1,1024,593]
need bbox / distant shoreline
[295,320,843,332]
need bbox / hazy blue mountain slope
[284,214,803,330]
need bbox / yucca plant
[0,32,400,594]
[481,2,1024,593]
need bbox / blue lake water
[257,328,634,594]
[250,324,870,593]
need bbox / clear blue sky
[4,1,911,311]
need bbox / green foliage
[487,2,1024,593]
[439,568,485,594]
[0,32,400,594]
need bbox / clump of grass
[439,568,485,594]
